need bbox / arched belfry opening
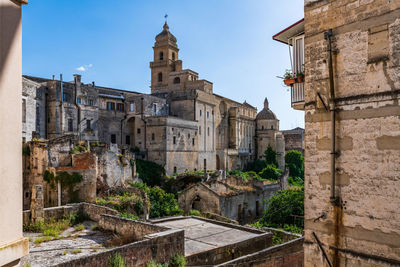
[158,72,163,82]
[159,51,164,60]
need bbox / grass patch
[34,237,44,244]
[74,224,85,231]
[91,224,99,231]
[189,209,201,216]
[108,252,126,267]
[71,248,82,254]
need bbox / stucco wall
[0,1,29,265]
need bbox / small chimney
[52,75,55,80]
[92,81,95,87]
[73,74,81,84]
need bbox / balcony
[291,82,305,110]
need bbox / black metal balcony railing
[291,82,305,105]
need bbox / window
[137,128,141,134]
[199,126,201,135]
[188,133,190,139]
[126,135,131,145]
[192,138,195,146]
[76,97,82,104]
[159,51,164,60]
[173,136,176,145]
[293,35,304,76]
[111,134,116,144]
[207,127,210,136]
[63,93,70,102]
[174,166,177,173]
[86,120,91,130]
[271,125,273,130]
[172,52,175,61]
[22,99,26,123]
[207,111,209,118]
[158,72,162,82]
[262,126,264,130]
[130,103,135,112]
[200,110,202,117]
[107,102,115,110]
[68,119,73,132]
[204,159,207,169]
[88,99,94,106]
[117,103,124,112]
[151,133,155,141]
[173,77,180,84]
[152,103,157,115]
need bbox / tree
[148,186,183,218]
[245,160,267,173]
[285,150,304,180]
[264,146,278,167]
[259,164,283,180]
[135,159,165,186]
[261,188,304,228]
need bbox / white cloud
[76,64,93,72]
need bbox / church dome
[156,22,177,43]
[256,97,277,120]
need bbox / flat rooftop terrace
[155,217,262,256]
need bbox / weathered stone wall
[99,214,167,240]
[178,183,221,215]
[304,0,400,266]
[185,221,272,266]
[282,127,304,154]
[215,237,304,267]
[53,228,183,267]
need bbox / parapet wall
[215,237,304,267]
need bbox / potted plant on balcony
[296,70,305,83]
[283,69,295,86]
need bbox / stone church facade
[22,22,285,175]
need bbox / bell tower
[150,22,182,94]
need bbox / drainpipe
[325,29,339,206]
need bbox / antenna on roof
[164,14,168,23]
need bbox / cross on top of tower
[164,14,168,22]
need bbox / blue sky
[22,0,304,130]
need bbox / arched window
[159,51,164,60]
[173,77,180,84]
[158,72,162,82]
[172,52,175,61]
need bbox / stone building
[275,0,400,266]
[178,172,288,224]
[255,97,285,169]
[22,22,285,175]
[281,127,304,154]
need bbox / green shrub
[169,254,187,267]
[264,146,278,167]
[283,224,303,235]
[285,150,304,180]
[108,253,126,267]
[145,260,168,267]
[272,231,283,245]
[23,145,30,156]
[261,188,304,228]
[70,144,87,154]
[245,160,267,173]
[148,186,183,218]
[259,164,283,180]
[189,209,201,216]
[135,159,165,186]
